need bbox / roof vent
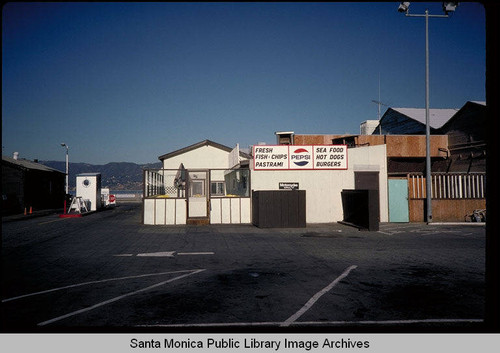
[275,131,295,145]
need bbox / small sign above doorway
[279,182,299,190]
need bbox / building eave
[158,140,251,161]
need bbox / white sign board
[228,143,240,169]
[253,145,289,170]
[253,145,347,170]
[312,145,347,169]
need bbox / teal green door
[388,179,409,222]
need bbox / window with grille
[211,181,225,196]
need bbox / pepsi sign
[290,147,313,169]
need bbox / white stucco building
[143,139,388,226]
[250,144,388,224]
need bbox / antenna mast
[371,74,389,135]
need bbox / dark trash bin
[340,189,379,231]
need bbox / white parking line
[37,269,206,326]
[138,322,279,328]
[281,265,358,327]
[113,251,215,257]
[295,318,484,326]
[138,318,483,328]
[136,251,176,257]
[2,269,201,303]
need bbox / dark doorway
[355,171,379,191]
[354,171,380,228]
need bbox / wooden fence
[407,173,486,222]
[408,173,486,199]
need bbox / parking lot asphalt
[1,202,486,333]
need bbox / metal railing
[144,169,167,198]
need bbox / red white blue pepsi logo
[291,148,311,167]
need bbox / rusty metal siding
[293,135,336,145]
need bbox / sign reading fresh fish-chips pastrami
[253,145,347,170]
[253,145,289,170]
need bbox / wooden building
[439,101,486,173]
[144,140,252,225]
[2,155,65,215]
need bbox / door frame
[186,169,210,222]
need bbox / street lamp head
[398,2,410,13]
[442,2,458,14]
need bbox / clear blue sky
[2,2,486,164]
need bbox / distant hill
[40,161,162,191]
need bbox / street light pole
[425,9,432,224]
[399,2,456,223]
[61,143,69,194]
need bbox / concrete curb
[429,222,485,226]
[1,209,63,223]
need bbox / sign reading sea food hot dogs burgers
[313,145,347,169]
[253,145,347,170]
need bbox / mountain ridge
[40,161,162,190]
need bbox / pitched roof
[77,172,101,177]
[2,155,65,174]
[158,139,252,161]
[391,108,459,129]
